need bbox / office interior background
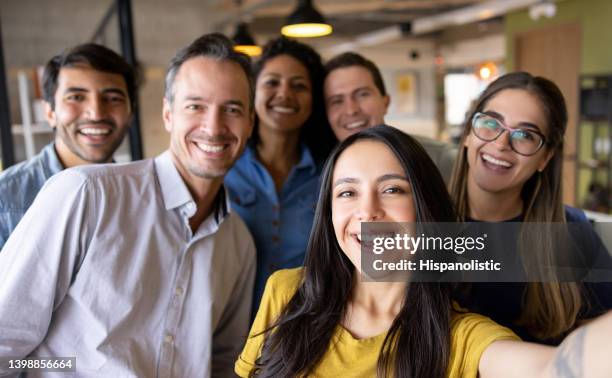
[1,0,611,219]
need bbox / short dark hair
[164,33,254,110]
[324,52,387,96]
[250,36,337,163]
[42,43,136,110]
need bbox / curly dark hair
[250,36,337,164]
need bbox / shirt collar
[245,143,317,175]
[154,151,195,212]
[154,151,231,223]
[44,142,66,174]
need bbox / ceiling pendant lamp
[232,22,262,57]
[281,0,332,38]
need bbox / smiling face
[46,64,132,168]
[254,54,312,134]
[464,88,553,198]
[331,140,416,271]
[163,56,253,188]
[324,66,390,141]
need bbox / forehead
[333,140,404,180]
[483,89,547,131]
[56,64,127,92]
[325,65,379,95]
[173,56,250,103]
[259,54,309,79]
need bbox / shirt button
[272,220,279,226]
[164,334,174,344]
[175,287,184,296]
[271,236,280,243]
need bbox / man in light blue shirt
[0,34,256,377]
[0,43,135,249]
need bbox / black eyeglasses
[471,112,547,156]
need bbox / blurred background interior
[1,0,611,220]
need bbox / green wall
[505,0,612,74]
[505,0,612,209]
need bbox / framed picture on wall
[393,71,418,115]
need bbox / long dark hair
[252,125,457,377]
[249,36,337,164]
[449,72,582,340]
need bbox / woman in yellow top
[235,125,611,377]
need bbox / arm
[0,171,92,373]
[211,235,256,377]
[479,311,612,378]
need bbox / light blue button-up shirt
[0,142,64,249]
[0,151,256,377]
[224,144,321,312]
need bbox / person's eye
[383,186,405,194]
[225,106,243,116]
[66,94,85,102]
[186,104,203,111]
[293,82,310,91]
[483,119,500,130]
[263,79,279,87]
[328,98,342,107]
[512,130,536,141]
[106,95,126,104]
[357,89,371,98]
[337,190,355,198]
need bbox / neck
[466,175,523,221]
[350,274,407,318]
[170,154,223,233]
[256,124,301,192]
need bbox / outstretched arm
[479,311,612,378]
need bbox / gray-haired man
[0,34,256,377]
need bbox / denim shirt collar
[244,143,317,175]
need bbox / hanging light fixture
[281,0,332,38]
[232,22,262,57]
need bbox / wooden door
[514,22,581,206]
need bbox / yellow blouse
[235,268,518,377]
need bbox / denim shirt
[0,143,64,249]
[225,144,321,311]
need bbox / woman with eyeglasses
[235,125,612,378]
[449,72,612,344]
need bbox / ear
[162,98,173,133]
[44,101,57,128]
[382,95,390,112]
[537,149,554,172]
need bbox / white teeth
[196,143,225,153]
[80,128,110,135]
[345,121,368,130]
[272,106,296,114]
[356,233,362,242]
[482,153,512,167]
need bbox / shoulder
[68,159,153,180]
[448,311,519,377]
[564,205,589,223]
[267,268,303,293]
[0,157,47,210]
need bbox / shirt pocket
[229,188,257,208]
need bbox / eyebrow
[332,173,408,187]
[261,72,308,81]
[483,110,542,131]
[183,96,246,109]
[63,87,127,97]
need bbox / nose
[492,129,512,151]
[357,192,384,222]
[200,107,225,137]
[86,95,105,120]
[344,97,360,116]
[276,81,292,100]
